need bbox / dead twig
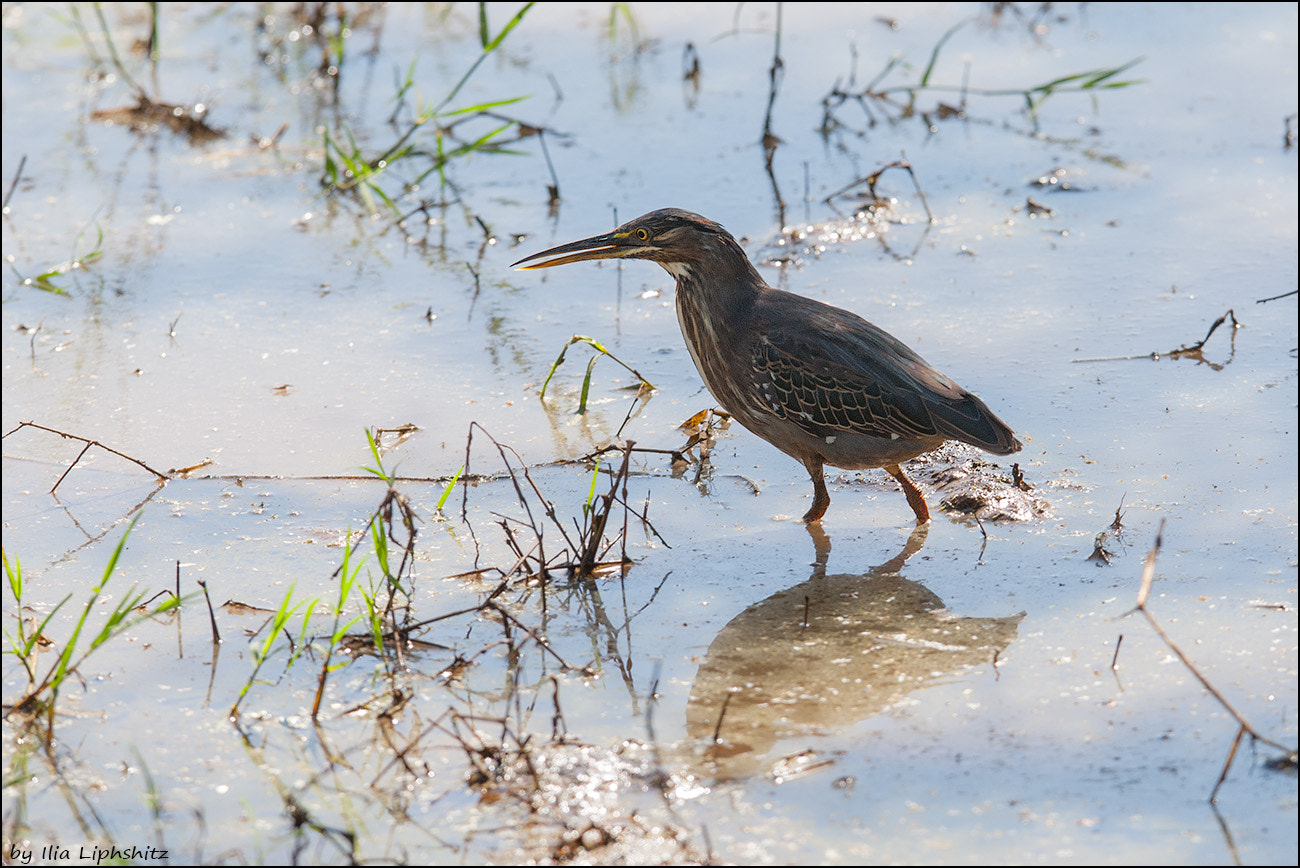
[760,3,786,225]
[1255,289,1296,304]
[1074,309,1240,365]
[823,158,935,224]
[3,153,26,212]
[1087,494,1126,565]
[1121,520,1297,802]
[4,421,171,492]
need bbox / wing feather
[748,290,1020,454]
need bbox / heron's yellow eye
[635,227,650,241]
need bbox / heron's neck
[662,237,766,402]
[658,235,765,325]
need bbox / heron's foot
[801,486,830,523]
[803,457,831,523]
[885,463,931,524]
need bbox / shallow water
[3,3,1296,865]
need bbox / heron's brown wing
[749,291,1021,453]
[751,334,942,441]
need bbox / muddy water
[3,3,1295,865]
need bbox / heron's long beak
[511,230,652,269]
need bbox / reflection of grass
[230,582,315,718]
[540,335,655,414]
[11,220,104,295]
[607,2,639,48]
[321,4,536,214]
[2,423,690,861]
[4,514,178,724]
[309,540,364,720]
[226,429,463,721]
[824,19,1143,132]
[321,104,525,214]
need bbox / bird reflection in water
[685,524,1024,780]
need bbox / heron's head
[511,209,734,278]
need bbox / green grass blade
[4,551,22,601]
[920,20,967,88]
[437,466,464,511]
[578,354,598,414]
[585,461,601,513]
[49,513,141,690]
[483,2,534,52]
[440,95,527,117]
[438,3,534,113]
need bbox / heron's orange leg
[802,456,830,523]
[884,463,930,525]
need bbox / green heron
[512,208,1022,524]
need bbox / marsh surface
[3,3,1296,865]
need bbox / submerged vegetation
[4,515,178,723]
[818,18,1143,134]
[3,2,1295,865]
[2,419,702,862]
[320,4,536,215]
